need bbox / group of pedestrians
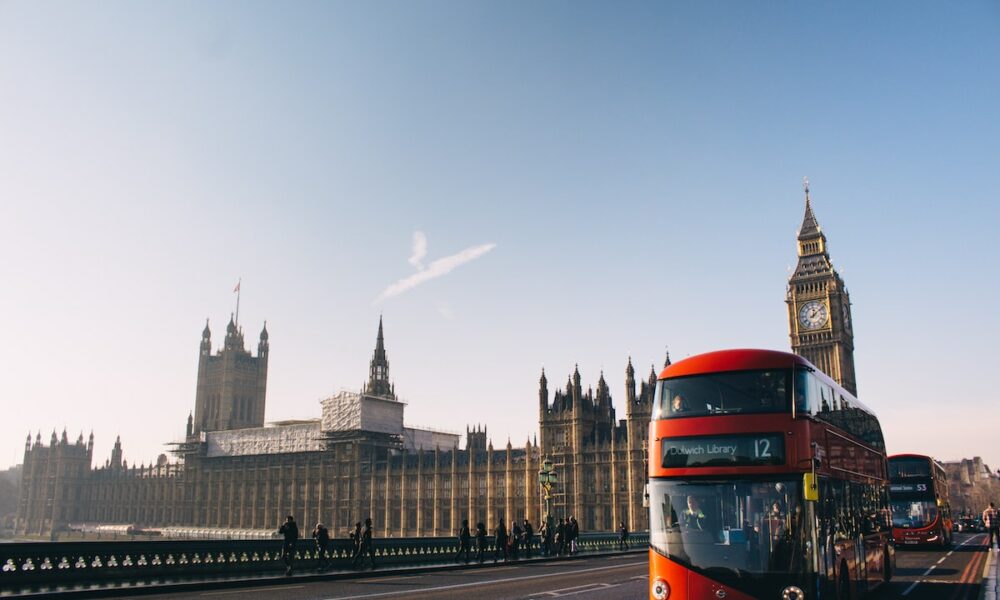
[277,515,375,576]
[278,512,630,576]
[455,517,537,564]
[538,516,580,556]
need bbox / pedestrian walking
[455,519,472,563]
[494,517,509,563]
[523,519,534,558]
[985,503,999,549]
[555,518,566,555]
[475,522,488,563]
[510,520,522,560]
[312,522,330,571]
[352,518,376,570]
[278,515,299,576]
[618,521,629,551]
[539,520,549,556]
[350,521,362,562]
[569,516,579,555]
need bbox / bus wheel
[838,563,852,600]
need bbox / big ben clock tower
[787,178,858,396]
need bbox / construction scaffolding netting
[321,390,404,434]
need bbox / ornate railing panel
[0,532,649,591]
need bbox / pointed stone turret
[363,316,395,400]
[625,357,637,416]
[798,182,821,239]
[796,178,829,260]
[110,435,123,470]
[539,368,549,414]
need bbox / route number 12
[754,438,772,458]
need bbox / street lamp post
[538,457,558,549]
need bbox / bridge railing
[1,531,649,589]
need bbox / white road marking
[902,565,937,596]
[202,585,304,596]
[902,534,982,597]
[537,583,616,597]
[937,557,947,564]
[320,561,646,600]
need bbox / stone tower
[363,316,396,400]
[786,180,857,396]
[623,355,659,531]
[192,316,269,434]
[15,430,93,536]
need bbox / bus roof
[659,348,881,419]
[659,349,811,380]
[889,453,935,461]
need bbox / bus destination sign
[889,481,930,495]
[661,434,785,468]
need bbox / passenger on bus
[765,502,787,545]
[671,395,688,413]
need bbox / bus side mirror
[803,473,819,502]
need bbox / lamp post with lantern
[538,457,558,551]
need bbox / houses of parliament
[15,184,858,537]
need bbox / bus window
[656,370,792,419]
[794,369,815,415]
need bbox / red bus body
[889,454,953,547]
[648,349,894,600]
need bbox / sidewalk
[983,548,997,600]
[6,547,647,599]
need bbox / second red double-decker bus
[648,349,893,600]
[889,454,953,547]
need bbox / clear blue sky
[2,1,998,471]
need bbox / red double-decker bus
[648,349,893,600]
[889,454,953,547]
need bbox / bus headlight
[781,586,804,600]
[651,578,670,599]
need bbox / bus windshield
[649,478,811,584]
[655,369,790,419]
[891,500,938,529]
[890,458,931,479]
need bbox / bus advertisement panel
[648,349,893,600]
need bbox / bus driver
[682,496,707,531]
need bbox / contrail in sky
[376,233,496,303]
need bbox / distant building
[16,317,650,537]
[16,187,847,537]
[943,457,1000,515]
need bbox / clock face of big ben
[799,301,829,330]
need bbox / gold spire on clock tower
[786,178,858,396]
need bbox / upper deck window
[889,458,932,479]
[654,369,790,419]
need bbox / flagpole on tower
[234,278,242,327]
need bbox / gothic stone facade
[16,319,652,537]
[17,186,851,538]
